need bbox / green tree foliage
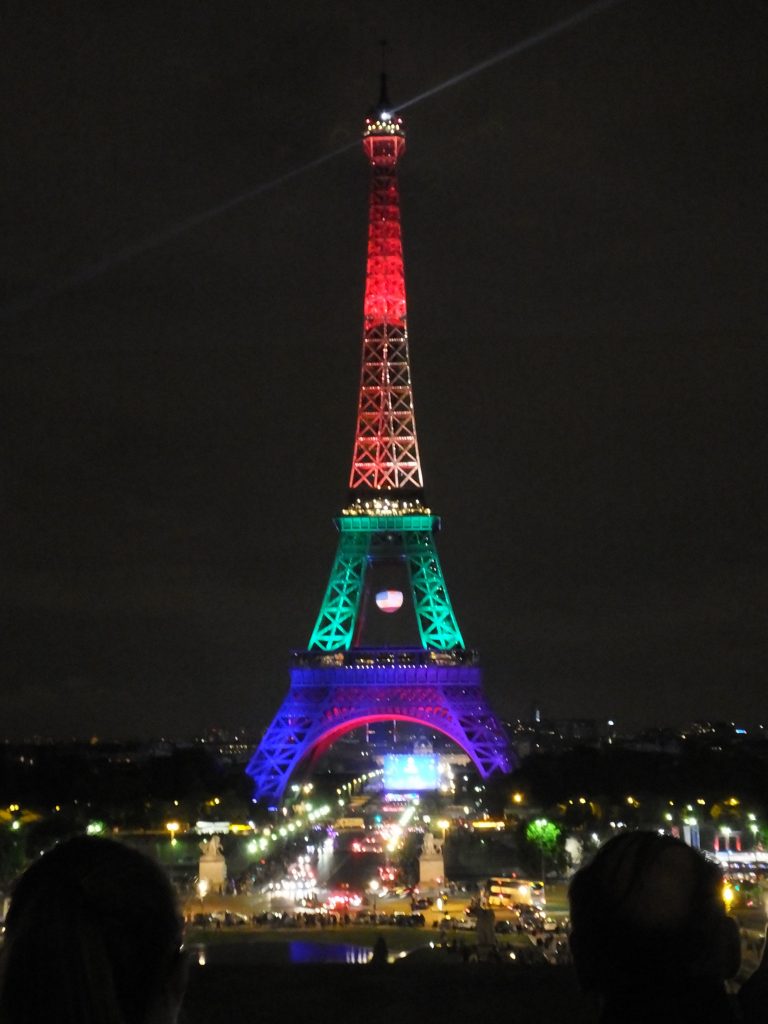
[524,817,564,877]
[525,818,561,855]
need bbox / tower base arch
[246,651,515,804]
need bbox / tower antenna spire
[378,39,391,112]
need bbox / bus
[486,876,546,911]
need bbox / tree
[525,818,562,879]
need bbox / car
[393,912,426,927]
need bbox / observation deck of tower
[246,77,514,803]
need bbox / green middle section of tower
[308,514,465,653]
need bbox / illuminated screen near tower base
[383,754,439,791]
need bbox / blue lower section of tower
[246,650,515,803]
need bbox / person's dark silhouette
[0,836,187,1024]
[370,935,388,967]
[569,832,741,1022]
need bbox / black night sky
[4,1,767,739]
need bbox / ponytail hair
[0,837,183,1024]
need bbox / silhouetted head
[569,831,740,1000]
[0,836,185,1024]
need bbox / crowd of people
[0,832,766,1023]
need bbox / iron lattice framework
[247,81,513,803]
[307,514,464,652]
[247,658,510,804]
[349,103,422,491]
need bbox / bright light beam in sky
[1,144,356,322]
[2,0,626,322]
[397,0,627,112]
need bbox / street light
[722,882,735,912]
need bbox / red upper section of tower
[348,83,423,495]
[362,112,407,328]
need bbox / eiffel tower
[247,77,514,803]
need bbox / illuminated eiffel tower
[247,77,514,803]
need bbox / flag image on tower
[247,78,514,803]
